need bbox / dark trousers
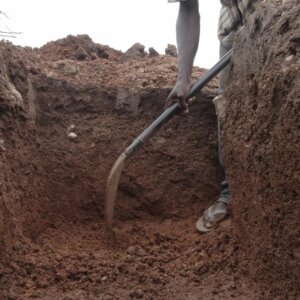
[217,41,232,203]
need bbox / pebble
[285,54,295,62]
[66,124,77,139]
[68,132,77,139]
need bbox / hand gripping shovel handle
[125,49,233,158]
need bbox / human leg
[196,42,232,233]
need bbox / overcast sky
[1,0,221,68]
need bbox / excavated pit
[0,35,243,300]
[0,1,299,299]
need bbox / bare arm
[177,0,200,88]
[166,0,200,111]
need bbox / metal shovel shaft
[125,49,233,158]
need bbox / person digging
[166,0,257,232]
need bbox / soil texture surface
[0,1,299,299]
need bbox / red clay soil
[223,1,300,296]
[0,1,299,299]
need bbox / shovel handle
[125,49,233,158]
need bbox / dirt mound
[223,0,300,297]
[39,34,122,62]
[0,1,299,299]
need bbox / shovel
[105,49,233,234]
